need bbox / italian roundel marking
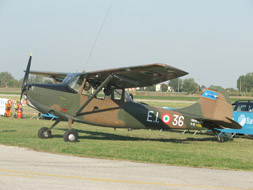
[162,113,171,124]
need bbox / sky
[0,0,252,88]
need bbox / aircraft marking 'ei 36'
[20,53,241,142]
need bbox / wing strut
[73,74,113,117]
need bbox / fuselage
[24,83,203,131]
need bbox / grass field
[1,92,253,171]
[0,117,253,171]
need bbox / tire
[218,136,224,143]
[38,127,52,138]
[63,129,78,142]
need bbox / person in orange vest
[16,103,22,119]
[5,100,12,117]
[15,100,23,119]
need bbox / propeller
[20,52,32,102]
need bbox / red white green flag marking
[162,113,171,124]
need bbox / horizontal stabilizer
[202,117,242,130]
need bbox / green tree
[182,78,199,94]
[0,72,19,88]
[145,85,156,91]
[168,78,183,92]
[237,73,253,92]
[28,75,43,83]
[161,83,168,92]
[28,75,53,84]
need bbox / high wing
[29,63,188,88]
[29,71,71,83]
[81,63,188,89]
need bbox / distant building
[155,84,161,91]
[155,84,172,92]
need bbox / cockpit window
[63,73,82,92]
[124,91,133,102]
[113,89,123,100]
[63,73,134,103]
[109,89,133,102]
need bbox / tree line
[0,72,52,88]
[138,74,253,95]
[139,78,201,94]
[0,72,253,95]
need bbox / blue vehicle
[218,100,253,136]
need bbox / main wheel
[38,127,52,138]
[63,129,78,142]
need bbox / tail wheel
[38,127,52,138]
[63,129,78,142]
[217,135,224,143]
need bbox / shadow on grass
[54,128,217,143]
[0,130,17,133]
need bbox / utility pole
[177,79,179,93]
[240,78,241,95]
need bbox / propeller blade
[20,52,32,101]
[22,52,32,89]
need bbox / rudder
[198,87,232,122]
[176,86,241,130]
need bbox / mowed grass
[1,117,253,171]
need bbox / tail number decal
[172,115,184,127]
[147,111,159,123]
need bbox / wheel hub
[68,134,76,141]
[44,132,49,138]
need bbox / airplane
[20,53,241,142]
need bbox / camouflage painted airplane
[21,53,241,142]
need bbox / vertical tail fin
[198,87,231,121]
[177,86,241,129]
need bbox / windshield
[124,90,133,102]
[62,73,82,91]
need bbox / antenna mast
[85,5,111,67]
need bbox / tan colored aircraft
[21,53,241,142]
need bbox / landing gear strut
[37,118,79,142]
[38,119,61,139]
[63,117,78,142]
[217,134,225,143]
[211,129,231,142]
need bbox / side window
[113,89,123,100]
[110,89,123,101]
[236,103,248,112]
[249,103,253,112]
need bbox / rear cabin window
[110,89,123,101]
[109,89,133,102]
